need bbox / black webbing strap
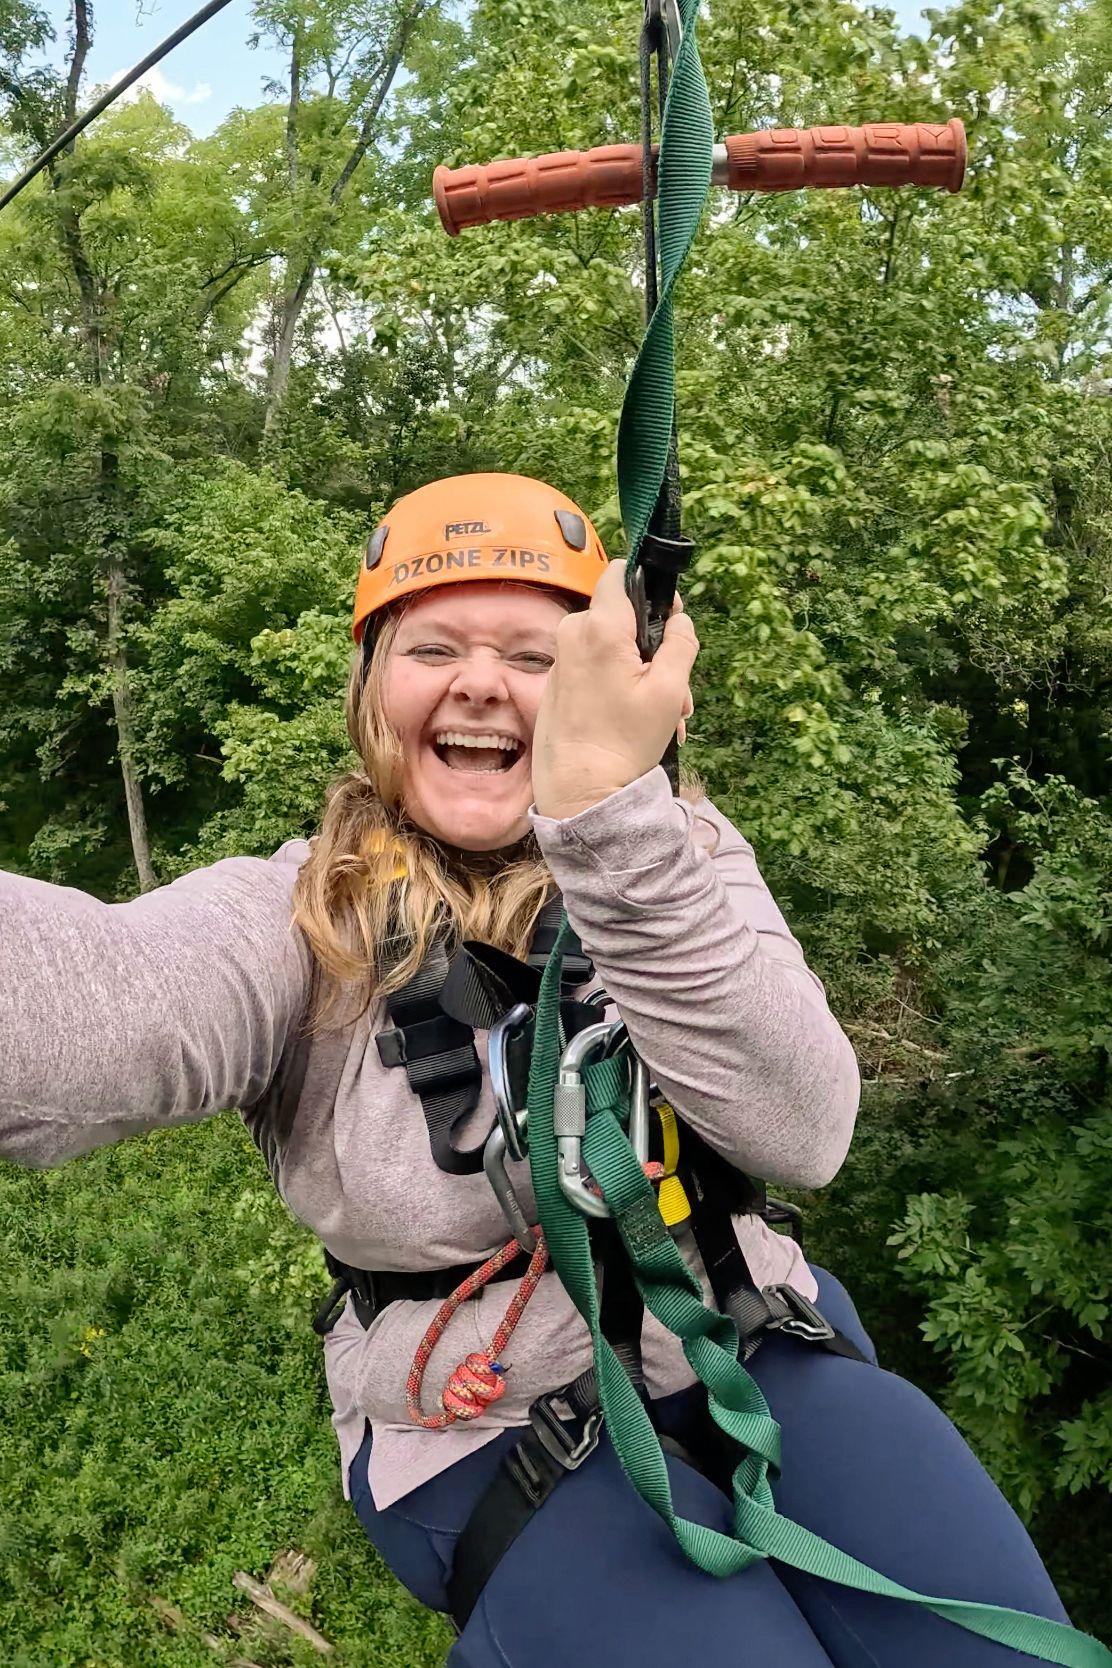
[595,1217,648,1392]
[678,1134,868,1364]
[375,894,595,1176]
[446,1370,603,1631]
[375,933,488,1175]
[312,1244,529,1336]
[526,892,594,988]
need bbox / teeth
[433,731,521,752]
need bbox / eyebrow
[399,615,557,642]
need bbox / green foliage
[0,1120,452,1666]
[885,772,1112,1516]
[2,0,1111,1647]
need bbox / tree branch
[198,261,268,322]
[329,5,429,206]
[285,26,301,194]
[65,0,90,130]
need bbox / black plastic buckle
[763,1284,835,1344]
[628,535,694,663]
[375,1026,406,1068]
[528,1390,604,1472]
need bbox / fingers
[585,559,699,720]
[588,558,637,627]
[654,604,699,681]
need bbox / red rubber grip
[433,119,965,235]
[724,119,965,193]
[434,143,646,236]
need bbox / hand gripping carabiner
[555,1022,650,1218]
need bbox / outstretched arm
[0,852,312,1167]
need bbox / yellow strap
[654,1102,691,1227]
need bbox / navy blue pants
[349,1269,1069,1666]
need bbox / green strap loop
[615,0,712,563]
[527,920,1112,1666]
[532,2,1111,1657]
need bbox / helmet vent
[366,524,390,569]
[554,509,587,551]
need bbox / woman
[0,473,1070,1666]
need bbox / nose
[447,648,511,708]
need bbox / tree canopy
[1,0,1110,1653]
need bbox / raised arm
[0,850,312,1168]
[530,768,859,1188]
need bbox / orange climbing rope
[405,1230,550,1428]
[405,1158,667,1429]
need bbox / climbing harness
[313,884,811,1448]
[426,3,1112,1663]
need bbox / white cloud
[108,64,212,108]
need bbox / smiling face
[380,582,571,851]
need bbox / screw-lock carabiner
[555,1022,651,1218]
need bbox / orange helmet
[352,472,609,646]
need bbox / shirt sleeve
[0,850,313,1168]
[529,767,859,1188]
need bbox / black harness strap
[374,894,596,1176]
[312,1245,528,1336]
[677,1130,868,1365]
[446,1369,603,1631]
[374,933,489,1175]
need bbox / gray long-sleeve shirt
[0,767,859,1507]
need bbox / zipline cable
[0,0,236,214]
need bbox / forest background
[1,0,1110,1660]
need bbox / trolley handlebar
[433,118,965,236]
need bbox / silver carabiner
[484,1001,535,1252]
[483,1121,536,1254]
[555,1022,651,1219]
[488,1001,531,1161]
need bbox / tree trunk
[261,7,424,434]
[263,260,315,433]
[106,558,157,892]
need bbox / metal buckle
[483,1121,536,1253]
[762,1283,835,1344]
[529,1390,604,1471]
[556,1023,651,1219]
[483,1001,537,1252]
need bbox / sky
[40,1,287,137]
[35,0,936,140]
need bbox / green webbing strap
[530,2,1110,1657]
[526,921,1112,1665]
[616,0,712,563]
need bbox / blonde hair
[292,589,704,1031]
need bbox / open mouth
[429,731,526,776]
